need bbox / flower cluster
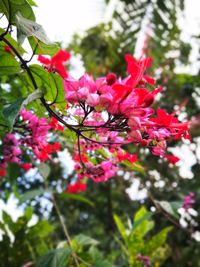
[62,54,189,186]
[0,52,190,192]
[0,109,61,175]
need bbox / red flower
[125,54,153,87]
[117,150,137,164]
[65,182,87,194]
[164,154,180,164]
[49,117,64,131]
[4,45,11,53]
[38,49,70,78]
[0,168,6,177]
[151,109,188,135]
[19,163,33,170]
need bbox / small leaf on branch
[38,163,51,179]
[36,248,71,267]
[28,36,60,56]
[0,53,21,76]
[58,192,94,207]
[16,12,50,44]
[3,98,25,130]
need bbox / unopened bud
[106,73,117,85]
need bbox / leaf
[30,65,66,110]
[1,0,35,25]
[58,192,94,207]
[74,234,99,247]
[0,28,26,55]
[113,214,129,246]
[132,206,154,237]
[0,53,21,76]
[156,201,179,219]
[146,226,172,255]
[22,89,43,106]
[16,12,50,44]
[36,248,71,267]
[38,163,51,179]
[3,98,25,129]
[121,160,145,175]
[28,36,60,56]
[28,220,54,239]
[26,0,37,6]
[19,188,46,204]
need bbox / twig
[51,193,80,267]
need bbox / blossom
[66,181,87,194]
[38,49,70,78]
[0,168,6,177]
[136,254,151,267]
[182,192,195,211]
[49,117,64,131]
[164,154,180,165]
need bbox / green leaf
[3,98,25,129]
[74,234,99,247]
[0,28,26,55]
[58,192,94,207]
[36,248,71,267]
[38,163,51,179]
[113,214,129,246]
[24,206,33,221]
[0,53,21,76]
[30,65,66,110]
[146,226,172,255]
[28,36,60,56]
[16,12,50,44]
[28,220,54,239]
[19,188,46,204]
[1,0,35,25]
[121,160,145,175]
[26,0,37,6]
[132,206,154,237]
[156,201,179,219]
[22,88,43,105]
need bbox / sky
[0,0,200,226]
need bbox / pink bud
[128,117,141,130]
[129,130,142,142]
[86,93,100,107]
[77,87,89,100]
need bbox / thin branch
[51,193,80,267]
[148,191,192,234]
[0,0,11,39]
[77,134,85,169]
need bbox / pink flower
[129,130,142,142]
[86,93,100,107]
[99,92,113,108]
[77,87,89,100]
[79,74,97,93]
[128,117,141,130]
[182,192,195,211]
[136,254,151,267]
